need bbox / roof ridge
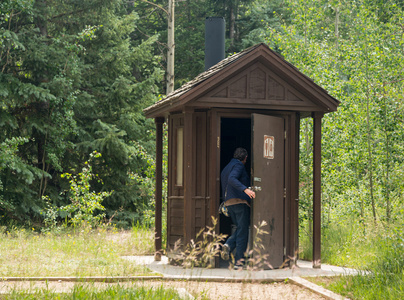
[143,43,339,117]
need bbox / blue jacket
[221,158,250,203]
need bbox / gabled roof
[144,43,340,118]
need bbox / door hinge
[284,247,286,256]
[284,130,287,139]
[217,136,220,148]
[283,188,287,198]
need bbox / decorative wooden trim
[199,62,311,104]
[144,44,339,118]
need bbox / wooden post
[183,109,193,244]
[154,117,164,261]
[312,112,323,268]
[289,113,300,266]
[209,110,220,268]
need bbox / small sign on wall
[264,135,274,159]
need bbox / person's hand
[244,188,255,199]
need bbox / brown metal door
[251,113,285,269]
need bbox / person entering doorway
[220,147,255,269]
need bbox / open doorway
[219,117,251,266]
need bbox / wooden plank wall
[167,111,211,253]
[184,110,210,244]
[192,112,209,237]
[167,114,185,250]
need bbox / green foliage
[256,4,403,297]
[68,8,163,226]
[6,285,184,300]
[0,136,44,221]
[313,219,404,299]
[241,0,292,48]
[1,2,404,279]
[135,0,288,88]
[0,227,155,277]
[174,217,227,268]
[40,196,59,233]
[0,137,28,181]
[0,0,163,226]
[258,0,404,235]
[59,152,111,228]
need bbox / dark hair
[233,147,248,161]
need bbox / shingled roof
[144,43,339,118]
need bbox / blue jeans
[225,203,250,265]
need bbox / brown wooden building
[144,43,339,269]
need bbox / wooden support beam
[154,117,165,261]
[289,113,300,265]
[312,112,323,268]
[209,110,220,268]
[183,109,194,244]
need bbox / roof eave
[143,43,340,118]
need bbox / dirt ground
[0,279,327,299]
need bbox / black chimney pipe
[205,17,225,71]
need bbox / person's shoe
[221,244,230,261]
[234,264,245,270]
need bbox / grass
[309,271,404,300]
[2,285,185,300]
[300,218,404,300]
[0,224,156,277]
[2,215,403,299]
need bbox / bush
[59,151,112,228]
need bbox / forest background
[1,0,403,275]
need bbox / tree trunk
[34,0,48,37]
[383,85,391,222]
[365,49,377,225]
[166,0,175,95]
[335,6,339,50]
[229,2,236,47]
[34,0,49,198]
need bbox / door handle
[249,186,262,192]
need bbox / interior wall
[219,117,251,239]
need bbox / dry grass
[0,226,155,277]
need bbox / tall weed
[175,217,227,268]
[4,285,184,300]
[307,219,404,299]
[328,231,404,300]
[300,217,385,268]
[173,218,274,271]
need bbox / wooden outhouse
[144,43,339,269]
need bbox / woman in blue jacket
[220,148,255,269]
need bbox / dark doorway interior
[219,117,251,266]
